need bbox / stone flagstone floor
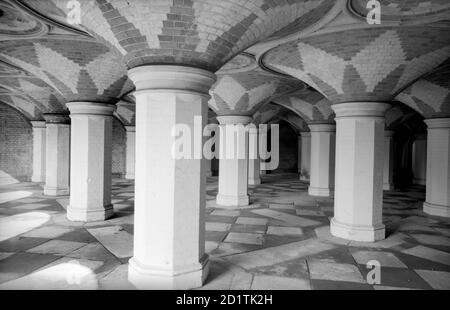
[0,174,449,290]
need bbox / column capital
[125,126,136,132]
[424,118,450,129]
[332,102,391,119]
[43,113,70,125]
[216,115,252,125]
[66,102,116,116]
[128,65,216,96]
[300,131,311,138]
[30,121,46,128]
[308,123,336,132]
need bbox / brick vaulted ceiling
[0,0,449,124]
[263,26,450,103]
[20,0,336,71]
[396,59,450,118]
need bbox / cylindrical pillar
[127,65,216,289]
[43,114,70,196]
[423,118,450,218]
[66,102,116,222]
[31,121,46,183]
[308,124,335,197]
[300,132,311,181]
[216,116,252,206]
[125,126,136,180]
[330,102,390,242]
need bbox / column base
[330,218,385,242]
[128,255,210,290]
[383,183,394,191]
[44,187,69,196]
[260,170,267,175]
[423,202,450,218]
[308,186,333,197]
[248,178,261,185]
[206,171,213,177]
[300,176,310,182]
[216,194,249,207]
[67,204,114,222]
[413,178,426,186]
[31,175,45,183]
[125,174,135,180]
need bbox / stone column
[308,124,335,197]
[330,102,390,242]
[127,66,216,289]
[43,114,70,196]
[248,127,261,185]
[125,126,136,180]
[300,132,311,181]
[412,134,427,186]
[297,134,302,176]
[216,116,252,206]
[31,121,46,183]
[383,130,395,190]
[423,118,450,217]
[66,102,116,222]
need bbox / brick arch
[263,26,450,103]
[0,39,131,103]
[272,89,334,123]
[396,59,450,118]
[210,68,304,116]
[23,0,335,71]
[350,0,450,22]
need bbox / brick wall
[112,117,126,178]
[0,103,33,181]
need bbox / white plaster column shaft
[300,132,311,181]
[297,134,301,175]
[248,127,261,185]
[423,118,450,217]
[43,114,70,196]
[125,126,136,180]
[31,121,46,183]
[308,124,335,197]
[383,130,395,190]
[127,66,216,289]
[412,134,427,186]
[216,116,252,206]
[66,102,116,222]
[330,102,390,242]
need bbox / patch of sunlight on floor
[0,190,32,204]
[0,212,50,242]
[0,171,19,186]
[0,261,98,290]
